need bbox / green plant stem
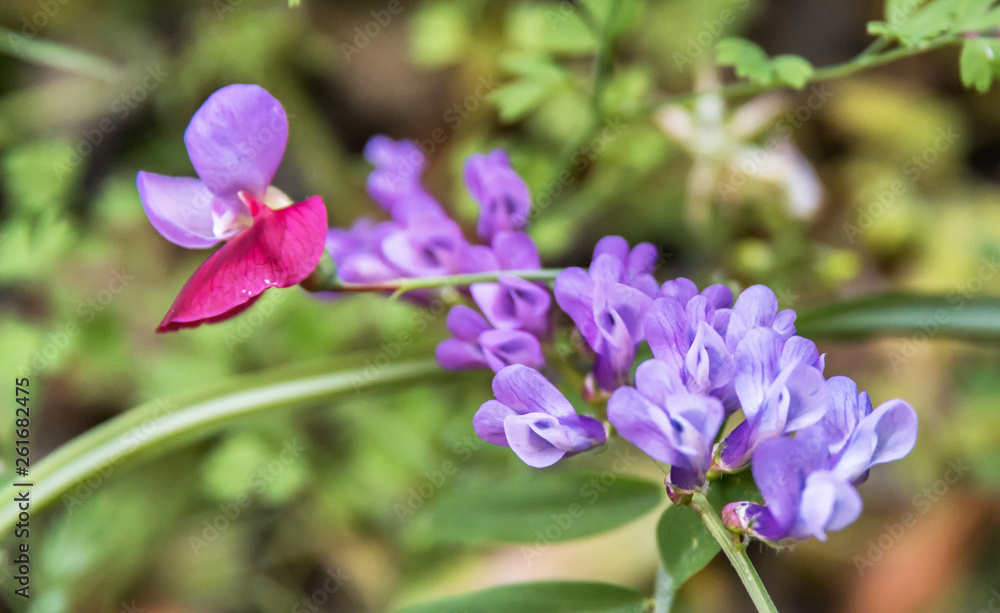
[0,25,122,83]
[0,358,442,536]
[689,491,778,613]
[657,36,961,107]
[303,268,565,295]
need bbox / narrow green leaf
[771,55,815,89]
[795,293,1000,341]
[416,471,663,544]
[656,505,720,593]
[715,38,773,85]
[0,358,444,536]
[395,581,648,613]
[0,26,121,83]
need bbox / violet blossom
[465,149,531,241]
[474,365,606,467]
[435,305,544,373]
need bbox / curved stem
[689,491,778,613]
[0,358,443,536]
[304,268,565,295]
[657,36,961,107]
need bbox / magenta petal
[184,84,288,196]
[157,196,328,332]
[136,172,226,248]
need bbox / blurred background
[1,0,999,611]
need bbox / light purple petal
[472,275,551,337]
[593,235,629,264]
[554,267,598,348]
[733,328,783,421]
[659,278,698,304]
[634,358,686,405]
[458,244,500,274]
[473,399,516,446]
[184,84,287,196]
[480,329,545,372]
[750,437,804,533]
[685,321,734,394]
[643,297,689,371]
[795,471,862,540]
[607,386,678,464]
[701,284,734,310]
[493,231,541,270]
[780,336,822,371]
[436,338,488,371]
[833,399,918,482]
[465,150,531,240]
[381,216,466,276]
[136,172,228,248]
[491,364,576,420]
[503,413,568,468]
[446,305,491,341]
[780,364,830,433]
[726,285,779,348]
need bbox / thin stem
[689,491,778,613]
[651,565,676,613]
[0,26,122,83]
[656,35,961,107]
[304,268,565,295]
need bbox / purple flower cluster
[470,253,917,541]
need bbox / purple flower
[723,436,862,542]
[325,218,401,284]
[723,285,797,350]
[714,328,829,471]
[554,240,656,391]
[435,305,545,372]
[459,231,541,274]
[722,387,916,541]
[471,274,552,338]
[643,294,735,397]
[594,236,660,297]
[364,136,444,222]
[381,215,468,277]
[474,365,606,467]
[465,150,531,241]
[608,359,725,491]
[135,84,328,332]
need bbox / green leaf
[491,79,555,122]
[960,38,1000,91]
[416,471,663,544]
[795,293,1000,341]
[395,581,648,613]
[771,54,815,89]
[715,38,773,85]
[0,358,444,536]
[656,505,720,592]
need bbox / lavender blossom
[607,358,725,491]
[465,150,531,241]
[435,305,544,372]
[474,365,606,467]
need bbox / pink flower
[136,84,328,332]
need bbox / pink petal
[157,196,328,332]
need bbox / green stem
[0,25,122,83]
[303,268,565,295]
[0,358,442,536]
[657,36,961,106]
[689,491,778,613]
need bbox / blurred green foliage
[2,0,1000,612]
